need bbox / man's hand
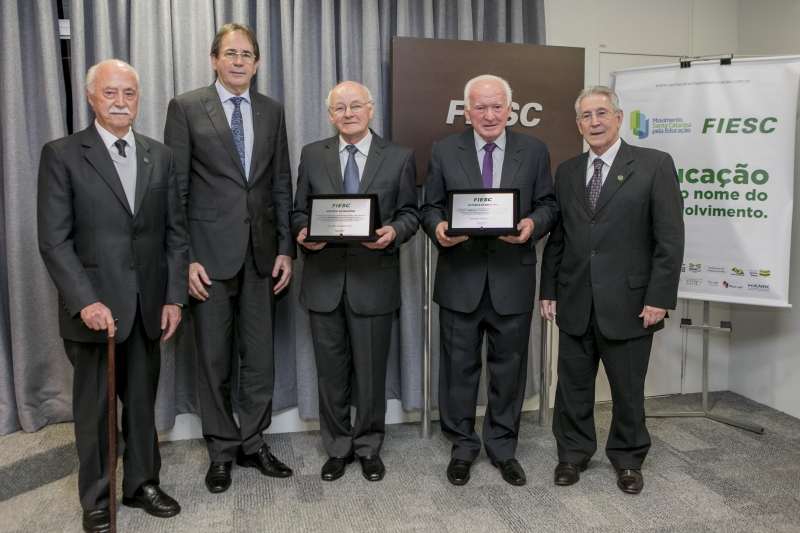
[80,302,116,337]
[363,225,396,250]
[639,305,667,328]
[297,227,326,251]
[189,262,211,301]
[540,300,557,322]
[435,221,468,248]
[499,218,534,245]
[272,255,293,294]
[160,304,182,341]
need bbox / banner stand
[646,301,764,434]
[538,317,552,427]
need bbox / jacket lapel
[82,126,132,216]
[568,152,593,218]
[324,135,344,194]
[457,129,484,189]
[201,84,247,183]
[592,140,634,215]
[358,130,385,193]
[132,132,153,217]
[248,94,267,184]
[499,130,522,189]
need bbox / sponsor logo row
[681,263,770,278]
[680,277,770,292]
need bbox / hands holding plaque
[436,189,532,247]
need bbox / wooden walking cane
[108,334,117,533]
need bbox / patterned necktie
[343,145,360,194]
[481,142,497,189]
[114,139,127,158]
[587,157,604,211]
[230,96,246,176]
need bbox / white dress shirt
[585,136,622,186]
[95,120,137,213]
[338,130,373,181]
[215,80,254,180]
[474,129,506,188]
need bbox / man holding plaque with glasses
[421,74,557,486]
[292,81,419,482]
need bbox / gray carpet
[1,392,799,532]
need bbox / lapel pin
[257,112,261,116]
[617,175,624,181]
[143,157,150,164]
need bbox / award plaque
[445,188,520,236]
[305,194,382,242]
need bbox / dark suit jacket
[164,84,295,281]
[539,139,685,340]
[291,131,419,315]
[37,125,190,343]
[420,128,558,316]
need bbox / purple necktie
[587,157,604,211]
[481,143,496,189]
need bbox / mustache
[109,106,131,114]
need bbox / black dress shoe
[321,454,354,481]
[554,461,588,486]
[446,459,472,486]
[82,508,110,533]
[205,461,232,493]
[491,459,526,486]
[616,469,644,494]
[236,446,293,478]
[359,454,385,481]
[122,483,181,518]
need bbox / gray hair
[325,81,374,109]
[463,74,512,109]
[574,86,620,116]
[85,59,140,93]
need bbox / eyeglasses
[330,102,372,116]
[220,50,256,63]
[579,109,617,123]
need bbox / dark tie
[587,157,604,211]
[481,143,496,189]
[344,145,360,194]
[230,96,246,175]
[114,139,127,158]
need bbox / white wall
[727,0,800,418]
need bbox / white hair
[85,59,140,93]
[463,74,512,109]
[325,81,374,109]
[574,86,620,116]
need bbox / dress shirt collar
[339,129,373,155]
[587,136,622,170]
[215,79,251,105]
[473,128,506,153]
[94,120,135,151]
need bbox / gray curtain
[0,0,545,435]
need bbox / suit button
[132,234,138,240]
[130,264,136,271]
[244,218,250,224]
[590,250,596,257]
[590,221,596,227]
[247,188,251,194]
[588,281,592,286]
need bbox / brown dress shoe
[554,461,588,486]
[616,469,644,494]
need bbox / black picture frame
[305,194,382,242]
[445,188,520,236]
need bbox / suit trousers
[553,307,654,470]
[63,304,161,511]
[191,237,276,461]
[438,281,533,462]
[309,292,393,458]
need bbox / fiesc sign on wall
[390,37,585,186]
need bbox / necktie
[344,145,360,194]
[114,139,127,158]
[482,143,497,189]
[230,96,246,176]
[587,157,604,211]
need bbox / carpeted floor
[1,391,799,532]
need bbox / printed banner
[614,57,800,307]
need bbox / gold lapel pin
[617,175,624,181]
[144,157,150,164]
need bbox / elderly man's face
[86,63,139,138]
[576,93,623,156]
[464,80,511,143]
[328,82,374,144]
[211,31,259,95]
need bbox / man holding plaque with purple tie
[292,81,419,482]
[421,74,557,487]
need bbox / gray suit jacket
[38,125,190,343]
[291,131,420,315]
[539,139,685,340]
[420,128,558,315]
[164,84,295,281]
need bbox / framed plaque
[445,188,520,236]
[305,194,382,242]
